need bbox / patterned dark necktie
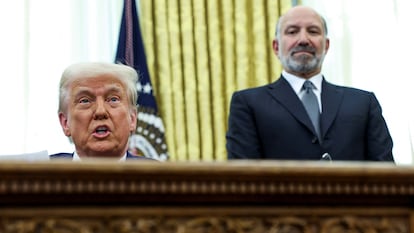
[301,80,321,140]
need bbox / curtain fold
[208,0,226,161]
[140,0,291,161]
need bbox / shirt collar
[282,70,323,94]
[73,151,127,161]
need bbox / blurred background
[1,0,413,164]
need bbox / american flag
[115,0,168,161]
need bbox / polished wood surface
[0,160,411,232]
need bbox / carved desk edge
[0,160,412,206]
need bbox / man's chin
[292,55,315,63]
[286,60,319,73]
[85,144,122,158]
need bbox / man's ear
[272,39,280,57]
[129,110,137,133]
[324,38,330,54]
[58,112,71,137]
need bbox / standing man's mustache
[291,46,316,54]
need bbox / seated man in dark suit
[51,62,152,161]
[226,6,394,162]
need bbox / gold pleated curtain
[140,0,291,161]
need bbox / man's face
[59,74,137,158]
[273,7,330,78]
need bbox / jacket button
[312,137,318,144]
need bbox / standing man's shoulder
[126,151,158,161]
[233,84,269,95]
[231,78,283,98]
[325,81,377,98]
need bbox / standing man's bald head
[275,6,328,40]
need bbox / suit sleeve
[366,93,394,162]
[226,91,262,159]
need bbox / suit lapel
[266,76,316,134]
[126,151,153,160]
[320,79,343,138]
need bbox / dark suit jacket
[226,76,394,161]
[49,151,155,161]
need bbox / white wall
[0,0,123,155]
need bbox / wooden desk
[0,160,411,233]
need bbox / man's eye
[108,96,120,102]
[79,98,90,104]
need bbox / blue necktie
[301,81,321,140]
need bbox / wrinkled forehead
[280,7,324,31]
[68,74,126,92]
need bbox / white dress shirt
[282,70,323,112]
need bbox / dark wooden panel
[0,160,411,233]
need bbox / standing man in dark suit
[226,6,394,161]
[51,62,152,161]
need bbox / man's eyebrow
[308,25,322,30]
[285,24,299,29]
[73,88,93,97]
[105,86,123,93]
[73,85,124,96]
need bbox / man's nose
[297,31,310,45]
[93,99,108,120]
